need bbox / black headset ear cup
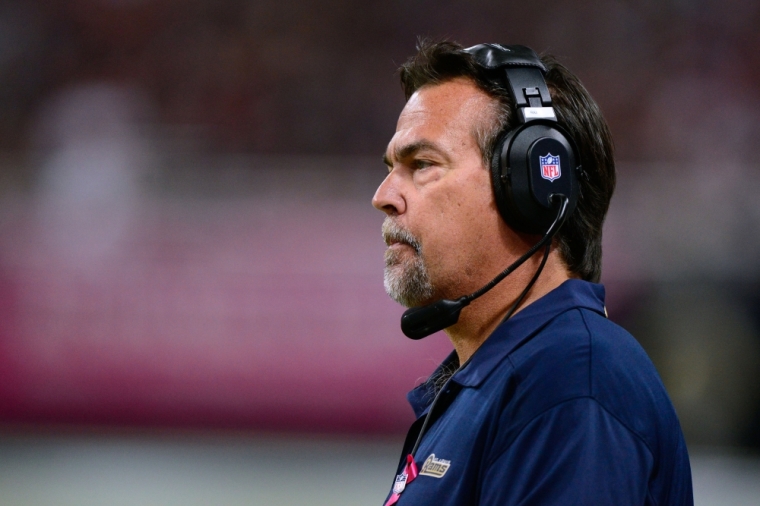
[490,123,579,235]
[489,131,512,223]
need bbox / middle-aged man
[372,41,693,505]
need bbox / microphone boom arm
[400,194,569,340]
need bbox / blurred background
[0,0,758,504]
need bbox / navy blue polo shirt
[385,280,693,505]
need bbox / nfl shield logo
[393,473,408,494]
[539,153,561,182]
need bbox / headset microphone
[401,194,569,340]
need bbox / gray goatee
[381,218,434,307]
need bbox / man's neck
[444,251,573,365]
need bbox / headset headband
[463,44,557,123]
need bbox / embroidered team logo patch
[419,454,451,478]
[539,153,561,182]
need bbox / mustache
[382,218,422,254]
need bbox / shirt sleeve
[480,397,654,505]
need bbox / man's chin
[384,277,437,308]
[382,256,435,308]
[384,282,429,307]
[391,295,432,309]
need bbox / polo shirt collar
[407,279,606,416]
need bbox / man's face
[373,78,508,307]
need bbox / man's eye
[413,159,433,170]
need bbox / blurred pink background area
[0,0,758,451]
[0,156,452,433]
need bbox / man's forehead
[399,78,491,126]
[386,78,493,162]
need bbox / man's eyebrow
[383,140,445,167]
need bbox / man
[372,41,693,505]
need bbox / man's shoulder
[502,305,680,454]
[507,304,661,395]
[480,303,692,505]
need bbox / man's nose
[372,171,406,216]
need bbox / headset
[399,44,582,340]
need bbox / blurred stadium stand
[0,0,758,503]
